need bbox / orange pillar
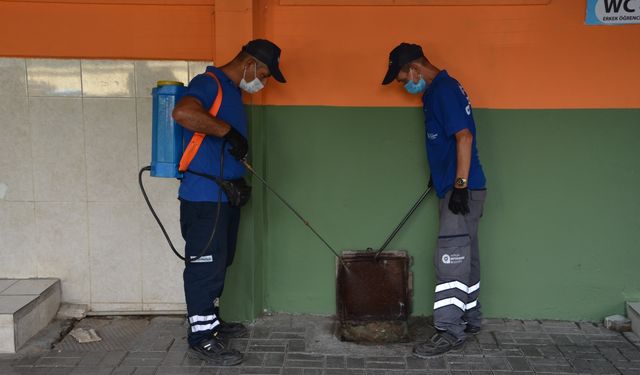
[213,0,254,64]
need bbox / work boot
[465,324,481,334]
[217,319,249,339]
[413,331,465,358]
[188,332,243,366]
[214,303,248,339]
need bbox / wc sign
[586,0,640,24]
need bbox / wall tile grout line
[80,58,94,309]
[25,58,39,279]
[133,61,145,311]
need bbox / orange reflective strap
[178,71,223,173]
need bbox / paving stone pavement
[1,314,640,375]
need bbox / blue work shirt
[422,70,486,198]
[178,67,247,202]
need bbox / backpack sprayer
[138,80,223,263]
[139,80,345,265]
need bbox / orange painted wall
[0,1,216,61]
[260,1,640,108]
[1,0,639,108]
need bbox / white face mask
[239,64,265,94]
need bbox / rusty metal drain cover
[336,250,412,343]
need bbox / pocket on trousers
[469,189,486,201]
[436,235,471,279]
[469,189,486,218]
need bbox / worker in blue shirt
[172,39,286,366]
[382,43,487,357]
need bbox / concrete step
[628,301,640,337]
[0,278,61,353]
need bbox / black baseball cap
[242,39,286,83]
[382,43,424,85]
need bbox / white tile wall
[0,58,214,312]
[26,59,82,97]
[0,96,33,202]
[134,61,189,98]
[0,58,27,97]
[81,60,135,97]
[0,202,37,278]
[89,202,143,305]
[136,97,153,170]
[140,200,185,305]
[35,202,90,303]
[29,97,87,202]
[84,98,138,202]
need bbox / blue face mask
[404,70,426,94]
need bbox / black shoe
[413,332,465,358]
[465,325,481,334]
[217,320,249,339]
[188,333,243,366]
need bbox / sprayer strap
[178,72,223,173]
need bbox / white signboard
[586,0,640,25]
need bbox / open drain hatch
[336,250,413,343]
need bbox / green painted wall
[231,106,640,322]
[219,106,268,322]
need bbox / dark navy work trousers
[180,199,240,346]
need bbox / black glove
[223,127,248,160]
[448,187,470,215]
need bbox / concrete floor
[1,314,640,374]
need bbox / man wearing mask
[382,43,487,357]
[172,39,286,365]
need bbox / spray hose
[138,142,226,263]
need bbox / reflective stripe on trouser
[180,200,240,346]
[188,314,220,333]
[433,189,486,340]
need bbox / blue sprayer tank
[151,81,186,178]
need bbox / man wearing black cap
[172,39,285,365]
[382,43,487,357]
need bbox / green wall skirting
[221,107,640,322]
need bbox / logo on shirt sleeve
[458,84,472,116]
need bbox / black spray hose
[139,165,185,261]
[138,142,226,263]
